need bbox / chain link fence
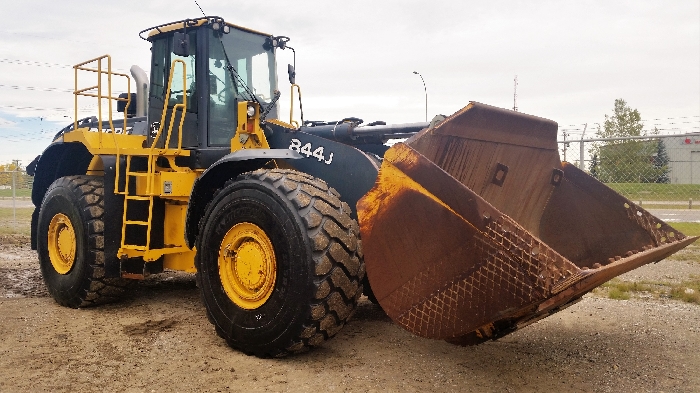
[3,132,700,235]
[0,169,33,235]
[559,133,700,222]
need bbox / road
[1,237,700,392]
[646,209,700,223]
[3,198,700,223]
[0,199,32,208]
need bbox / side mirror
[287,64,296,85]
[173,32,190,57]
[117,92,137,117]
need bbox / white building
[664,133,700,184]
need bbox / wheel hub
[219,222,276,309]
[47,213,76,275]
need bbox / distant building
[664,133,700,184]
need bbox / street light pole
[413,71,427,122]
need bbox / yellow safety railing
[289,83,302,128]
[73,55,131,148]
[150,59,187,153]
[118,59,188,258]
[146,59,189,190]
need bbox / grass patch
[596,277,700,305]
[638,203,700,210]
[0,188,31,198]
[598,279,657,299]
[606,183,700,201]
[666,250,700,263]
[668,222,700,237]
[0,207,33,236]
[669,277,700,304]
[664,222,700,253]
[608,287,631,300]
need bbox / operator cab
[143,17,279,167]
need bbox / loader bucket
[357,102,697,344]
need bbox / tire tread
[201,169,364,357]
[39,175,130,308]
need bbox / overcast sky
[0,0,698,165]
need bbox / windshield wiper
[215,37,262,108]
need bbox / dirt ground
[1,234,699,393]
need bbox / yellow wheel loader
[27,17,696,357]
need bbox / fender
[187,127,382,247]
[29,141,94,249]
[184,148,301,248]
[266,126,381,217]
[31,142,94,207]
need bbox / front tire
[37,176,130,308]
[195,169,364,357]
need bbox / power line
[0,30,142,51]
[0,104,99,112]
[0,58,71,68]
[0,116,44,124]
[0,134,57,143]
[644,115,700,122]
[0,84,73,93]
[512,75,518,112]
[560,116,700,132]
[0,104,73,112]
[0,57,132,73]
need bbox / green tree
[653,138,670,183]
[0,161,31,189]
[593,99,659,183]
[589,153,599,179]
[597,98,644,139]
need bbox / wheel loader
[27,16,697,357]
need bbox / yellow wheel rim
[219,222,277,309]
[47,213,76,275]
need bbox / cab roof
[140,17,271,41]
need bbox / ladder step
[121,245,147,251]
[125,196,152,201]
[120,154,157,255]
[125,220,149,225]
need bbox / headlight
[247,105,255,117]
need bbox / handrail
[74,55,131,198]
[289,84,303,129]
[148,59,188,193]
[73,55,131,148]
[150,59,187,152]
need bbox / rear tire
[37,176,131,308]
[195,169,364,357]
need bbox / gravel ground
[1,235,699,393]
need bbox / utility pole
[11,159,18,229]
[513,75,518,112]
[579,124,587,170]
[562,132,568,162]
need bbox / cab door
[147,31,199,149]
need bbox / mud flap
[357,102,697,343]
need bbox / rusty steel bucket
[357,102,696,345]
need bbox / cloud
[0,0,698,163]
[0,116,16,127]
